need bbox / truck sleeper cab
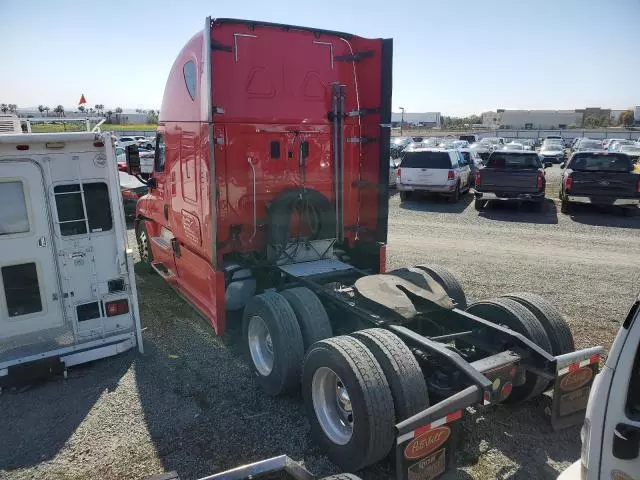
[129,17,604,479]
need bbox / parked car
[608,139,635,152]
[117,136,139,147]
[503,142,524,150]
[521,139,535,150]
[559,152,639,215]
[619,144,640,160]
[544,135,565,145]
[602,138,625,151]
[119,170,149,215]
[539,142,566,164]
[570,138,583,151]
[469,143,491,163]
[459,148,483,184]
[479,137,504,151]
[557,295,640,480]
[390,136,413,158]
[474,150,547,211]
[389,157,399,187]
[459,134,478,144]
[396,148,472,202]
[575,138,605,152]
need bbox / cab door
[0,161,64,341]
[600,301,640,479]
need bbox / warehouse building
[482,110,583,129]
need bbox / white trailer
[0,121,142,387]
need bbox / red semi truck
[125,17,603,479]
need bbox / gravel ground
[1,177,639,480]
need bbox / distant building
[391,112,441,128]
[482,110,583,129]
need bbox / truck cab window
[53,182,113,236]
[155,135,166,172]
[183,60,197,100]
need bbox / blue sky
[1,0,638,116]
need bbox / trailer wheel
[302,336,395,471]
[242,292,304,396]
[414,264,467,309]
[136,220,154,265]
[280,287,332,350]
[351,329,429,421]
[466,297,552,403]
[502,293,574,355]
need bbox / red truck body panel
[137,18,392,334]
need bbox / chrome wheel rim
[247,315,274,376]
[312,367,353,445]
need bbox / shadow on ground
[566,204,640,229]
[0,353,133,470]
[478,199,559,225]
[399,191,473,214]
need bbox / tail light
[565,175,573,192]
[396,168,401,179]
[447,170,455,180]
[537,172,544,190]
[475,170,481,186]
[636,177,640,193]
[105,299,129,317]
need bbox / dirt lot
[2,181,639,480]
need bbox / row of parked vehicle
[390,136,640,216]
[114,135,155,215]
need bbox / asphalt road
[1,187,639,480]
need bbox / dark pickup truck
[559,151,640,215]
[474,150,547,211]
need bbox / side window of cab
[183,60,197,100]
[155,134,166,173]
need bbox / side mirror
[125,144,141,175]
[560,162,566,168]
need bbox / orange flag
[78,94,87,105]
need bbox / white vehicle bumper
[567,196,640,206]
[397,183,456,193]
[476,191,545,201]
[556,460,581,480]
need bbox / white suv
[396,148,472,203]
[558,295,640,480]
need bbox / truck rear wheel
[242,292,304,396]
[501,293,574,355]
[466,297,552,403]
[280,287,332,350]
[414,264,467,309]
[302,336,395,471]
[351,328,429,421]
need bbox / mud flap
[545,346,603,431]
[395,385,482,480]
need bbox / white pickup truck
[0,115,143,387]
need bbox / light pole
[399,107,405,136]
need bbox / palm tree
[115,107,123,124]
[38,105,45,115]
[0,104,7,113]
[43,106,50,117]
[8,104,17,113]
[78,105,86,113]
[54,105,65,117]
[106,110,113,123]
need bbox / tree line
[1,103,159,124]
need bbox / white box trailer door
[0,160,65,339]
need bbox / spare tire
[414,264,468,309]
[466,297,552,403]
[267,188,335,261]
[502,293,574,355]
